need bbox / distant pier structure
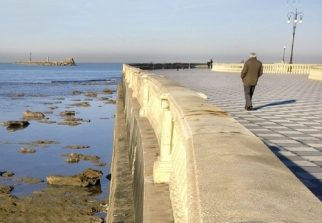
[17,56,76,66]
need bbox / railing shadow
[253,99,296,110]
[264,143,322,201]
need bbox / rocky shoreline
[0,84,117,222]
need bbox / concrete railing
[213,63,320,74]
[309,65,322,81]
[120,64,322,222]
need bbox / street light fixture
[282,46,286,63]
[287,8,304,64]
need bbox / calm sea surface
[0,63,122,199]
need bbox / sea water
[0,63,122,199]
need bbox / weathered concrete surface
[108,84,135,223]
[119,65,322,223]
[108,83,174,222]
[309,65,322,81]
[125,86,174,223]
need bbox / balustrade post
[132,71,140,98]
[139,76,149,117]
[153,96,173,183]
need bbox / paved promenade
[155,69,322,201]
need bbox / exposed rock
[64,153,100,163]
[0,185,14,194]
[63,57,76,66]
[103,99,116,104]
[99,97,116,104]
[57,121,82,126]
[82,154,100,162]
[23,110,45,120]
[58,114,90,126]
[95,161,106,167]
[72,90,82,95]
[84,92,98,97]
[1,120,30,132]
[46,168,103,187]
[100,97,111,101]
[65,153,81,163]
[72,102,90,107]
[0,171,15,177]
[16,177,44,184]
[19,148,36,154]
[31,140,59,145]
[64,145,90,150]
[21,140,59,148]
[0,186,104,223]
[48,106,59,110]
[106,174,111,181]
[60,111,76,116]
[102,88,113,94]
[66,117,90,122]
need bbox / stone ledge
[309,66,322,81]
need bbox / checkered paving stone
[304,156,322,162]
[156,69,322,201]
[311,134,322,138]
[277,151,297,157]
[283,146,318,152]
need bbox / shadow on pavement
[254,99,296,110]
[265,143,322,201]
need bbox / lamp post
[287,8,303,64]
[282,46,286,63]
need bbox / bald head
[249,52,257,58]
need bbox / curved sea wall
[309,65,322,81]
[108,64,322,222]
[213,63,319,74]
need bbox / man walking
[241,53,263,111]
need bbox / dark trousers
[244,85,256,109]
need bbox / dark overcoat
[241,58,263,86]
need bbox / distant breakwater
[130,62,207,70]
[16,58,76,66]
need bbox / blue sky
[0,0,321,63]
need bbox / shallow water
[0,63,122,200]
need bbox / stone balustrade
[213,63,320,74]
[309,65,322,81]
[113,64,322,222]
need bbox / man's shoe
[246,106,253,111]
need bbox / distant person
[207,61,210,69]
[241,52,263,111]
[210,59,213,69]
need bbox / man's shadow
[253,99,296,110]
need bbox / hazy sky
[0,0,321,63]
